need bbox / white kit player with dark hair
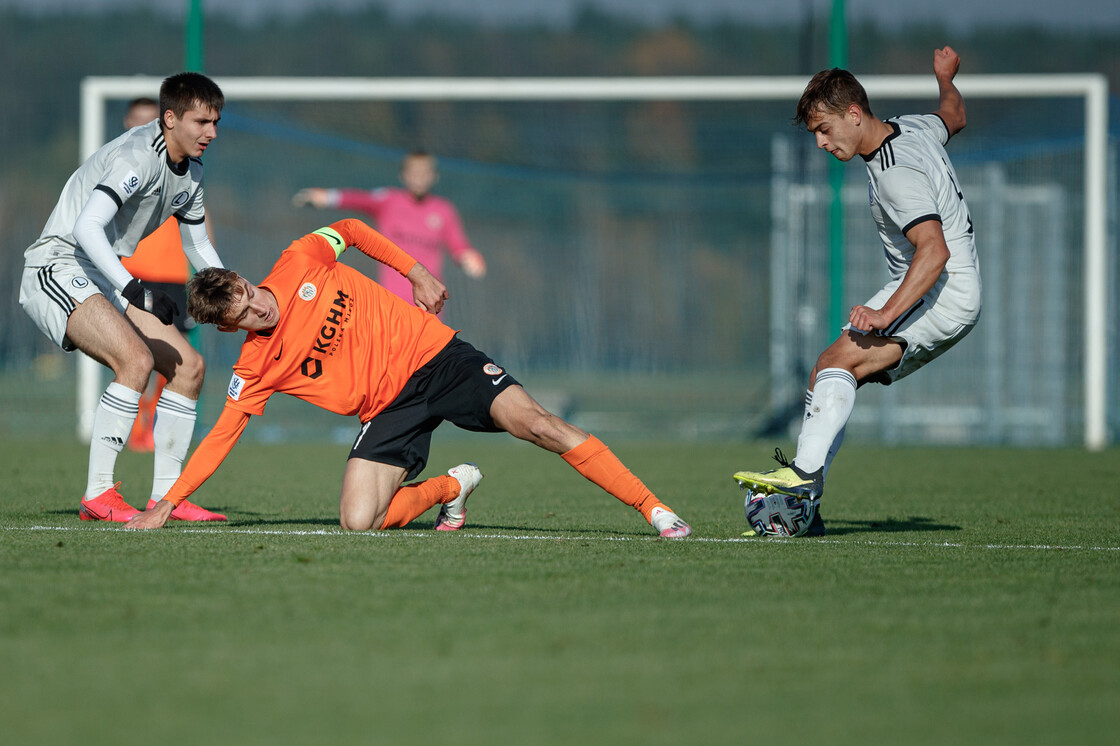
[19,72,229,523]
[733,46,982,536]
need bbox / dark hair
[794,68,872,128]
[159,72,225,122]
[403,149,435,165]
[187,267,244,326]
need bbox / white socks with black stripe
[150,389,198,502]
[794,368,857,475]
[85,382,140,499]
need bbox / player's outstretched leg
[491,386,690,538]
[434,463,483,531]
[561,435,691,539]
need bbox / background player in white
[733,46,981,536]
[19,72,228,522]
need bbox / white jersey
[24,118,205,265]
[862,113,981,325]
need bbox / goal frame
[78,74,1111,449]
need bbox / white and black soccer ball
[744,490,817,537]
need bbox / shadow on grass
[819,515,962,536]
[238,514,658,538]
[235,514,339,527]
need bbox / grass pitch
[1,436,1117,745]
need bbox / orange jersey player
[128,219,691,538]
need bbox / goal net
[62,74,1110,448]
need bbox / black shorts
[348,336,520,479]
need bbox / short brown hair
[187,267,244,326]
[794,68,873,128]
[159,72,225,122]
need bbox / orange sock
[561,435,664,522]
[379,475,460,529]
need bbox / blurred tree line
[3,6,1118,177]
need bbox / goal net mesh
[3,82,1111,446]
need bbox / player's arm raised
[405,262,448,314]
[329,218,448,314]
[932,46,966,139]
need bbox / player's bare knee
[339,508,381,532]
[175,346,206,389]
[113,346,156,389]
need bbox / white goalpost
[78,73,1110,449]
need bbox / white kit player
[733,46,981,536]
[19,72,228,523]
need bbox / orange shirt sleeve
[331,218,417,277]
[162,406,252,506]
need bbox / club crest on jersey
[171,191,190,208]
[227,373,244,401]
[299,283,318,301]
[483,363,503,376]
[120,171,141,197]
[426,213,444,230]
[71,277,89,289]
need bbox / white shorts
[846,283,977,385]
[20,250,127,352]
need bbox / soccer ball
[744,490,817,537]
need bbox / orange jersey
[226,220,457,421]
[163,219,456,506]
[120,216,190,284]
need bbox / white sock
[150,389,198,503]
[85,382,141,499]
[823,426,846,480]
[794,368,856,474]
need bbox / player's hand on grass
[407,262,449,314]
[126,499,174,530]
[122,278,180,325]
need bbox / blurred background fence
[1,3,1117,446]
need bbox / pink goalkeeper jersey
[331,187,475,302]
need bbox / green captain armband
[312,226,347,258]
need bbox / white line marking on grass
[7,524,1120,552]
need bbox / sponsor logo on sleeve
[120,171,141,197]
[228,373,244,401]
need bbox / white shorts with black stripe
[846,280,977,386]
[19,249,128,352]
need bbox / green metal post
[184,0,205,395]
[185,0,204,72]
[828,0,847,333]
